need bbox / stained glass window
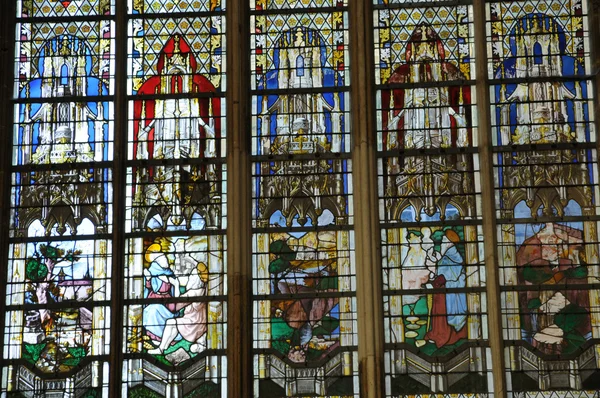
[121,0,227,396]
[375,0,493,395]
[250,1,359,396]
[1,0,599,396]
[3,1,115,395]
[487,0,600,395]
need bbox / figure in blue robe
[425,229,468,347]
[143,252,179,342]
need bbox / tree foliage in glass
[375,2,492,395]
[488,0,600,394]
[251,6,358,397]
[3,5,114,396]
[121,2,228,396]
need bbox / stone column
[226,0,252,394]
[7,243,26,306]
[386,228,407,377]
[92,307,106,357]
[583,215,600,368]
[6,311,23,360]
[93,240,108,301]
[500,247,519,335]
[350,0,385,396]
[473,0,508,395]
[128,239,144,300]
[108,0,129,394]
[497,211,522,375]
[2,365,15,393]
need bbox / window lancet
[488,0,600,394]
[0,0,598,397]
[250,2,359,395]
[121,1,227,395]
[3,3,115,395]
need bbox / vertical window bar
[351,0,385,396]
[109,0,127,395]
[227,0,253,395]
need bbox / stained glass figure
[14,23,114,166]
[488,0,600,394]
[122,2,227,396]
[375,2,492,395]
[376,5,478,220]
[380,214,490,396]
[127,25,225,232]
[122,235,226,396]
[251,5,358,396]
[3,9,114,396]
[5,235,111,372]
[488,1,594,146]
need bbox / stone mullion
[472,0,508,396]
[589,0,600,369]
[0,0,16,379]
[350,0,384,397]
[226,0,253,396]
[108,0,128,395]
[592,0,600,149]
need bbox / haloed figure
[148,262,209,355]
[143,244,180,343]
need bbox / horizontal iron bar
[253,291,356,300]
[252,224,354,233]
[373,0,473,11]
[251,152,352,162]
[251,86,349,96]
[249,6,346,16]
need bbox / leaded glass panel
[3,3,114,394]
[121,1,228,395]
[488,0,595,146]
[379,213,491,396]
[122,235,227,395]
[129,0,224,13]
[251,3,359,395]
[1,0,600,396]
[18,0,113,18]
[15,21,115,98]
[251,0,346,11]
[488,0,600,394]
[487,0,591,79]
[374,5,475,86]
[375,0,492,395]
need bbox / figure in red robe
[132,34,222,228]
